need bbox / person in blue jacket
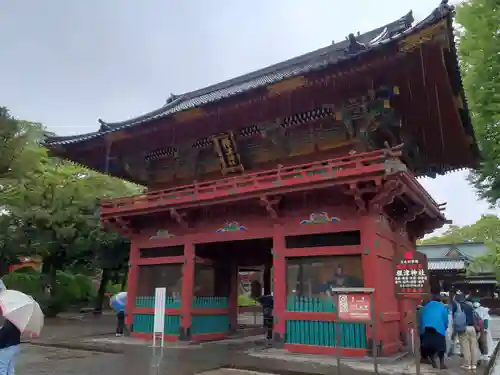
[420,295,449,369]
[250,280,273,340]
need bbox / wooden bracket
[369,179,405,213]
[169,208,187,226]
[260,195,281,219]
[107,216,133,237]
[347,183,367,213]
[401,205,426,224]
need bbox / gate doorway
[195,238,273,337]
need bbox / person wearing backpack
[452,294,479,370]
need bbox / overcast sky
[1,0,498,234]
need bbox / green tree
[421,215,500,278]
[456,0,500,206]
[420,215,500,245]
[0,107,45,180]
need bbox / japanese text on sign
[393,251,429,296]
[338,294,372,321]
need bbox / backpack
[473,310,484,332]
[453,302,467,333]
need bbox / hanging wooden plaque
[213,132,244,175]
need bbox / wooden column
[360,213,401,355]
[272,225,286,344]
[125,241,140,330]
[360,214,379,353]
[180,240,195,341]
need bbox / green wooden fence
[135,296,181,308]
[132,314,181,335]
[133,296,229,337]
[192,296,229,309]
[191,315,230,335]
[286,296,336,312]
[285,296,367,349]
[285,320,367,348]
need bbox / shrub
[2,272,40,296]
[73,274,96,302]
[1,270,97,316]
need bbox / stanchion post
[335,292,342,375]
[414,310,421,375]
[370,292,378,374]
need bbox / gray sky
[1,0,498,234]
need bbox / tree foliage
[0,107,140,314]
[456,0,500,206]
[419,215,500,245]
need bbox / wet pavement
[15,314,500,375]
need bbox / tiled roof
[44,2,455,147]
[428,260,466,270]
[417,242,489,260]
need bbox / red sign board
[393,250,429,298]
[338,293,372,321]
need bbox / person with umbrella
[110,292,127,336]
[0,289,44,374]
[0,312,21,375]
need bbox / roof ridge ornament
[434,0,454,19]
[345,33,367,56]
[98,118,110,132]
[166,93,180,105]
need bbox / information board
[393,250,429,298]
[338,293,372,321]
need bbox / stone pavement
[15,314,500,375]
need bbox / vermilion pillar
[125,241,140,330]
[360,213,401,355]
[180,240,195,341]
[272,225,286,343]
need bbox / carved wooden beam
[259,195,281,219]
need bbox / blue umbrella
[110,292,127,312]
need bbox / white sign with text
[152,287,166,347]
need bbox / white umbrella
[0,290,44,336]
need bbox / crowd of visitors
[418,290,493,371]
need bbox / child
[250,280,273,340]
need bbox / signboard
[394,250,429,298]
[153,287,166,347]
[213,132,244,175]
[338,293,372,321]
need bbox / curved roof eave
[44,4,454,147]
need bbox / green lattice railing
[286,296,336,312]
[191,315,230,335]
[192,296,229,309]
[135,296,181,308]
[135,296,229,309]
[133,296,229,337]
[285,320,367,348]
[285,296,366,349]
[133,314,180,335]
